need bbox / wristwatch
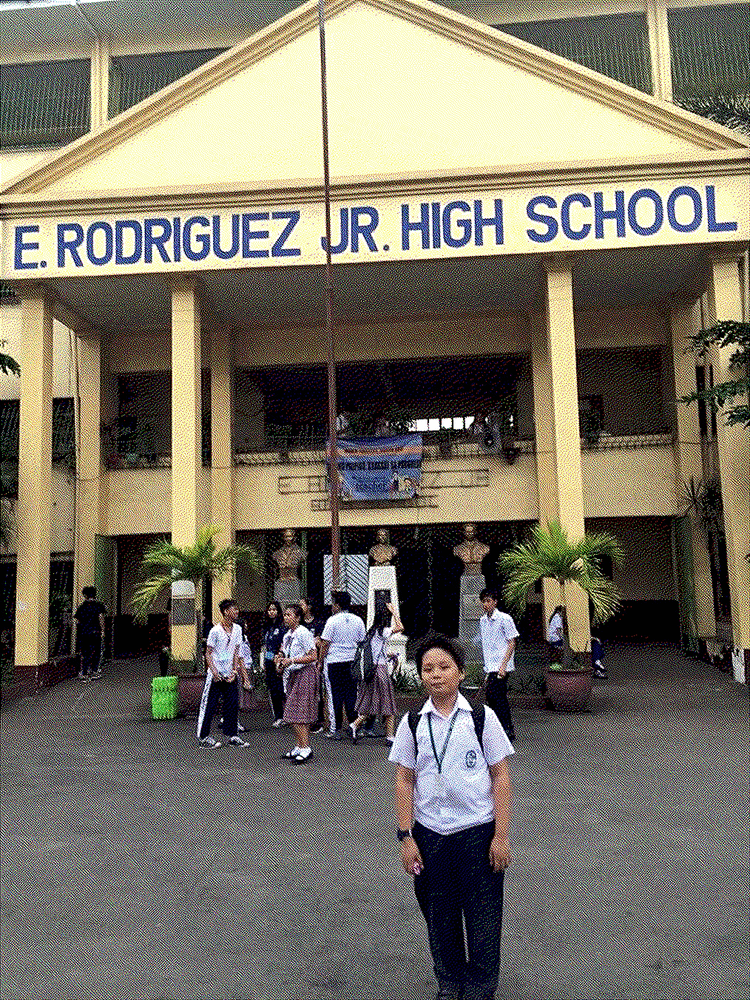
[397,828,413,842]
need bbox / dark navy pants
[265,657,285,721]
[413,820,504,1000]
[327,660,357,731]
[486,673,515,743]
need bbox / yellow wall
[581,446,679,518]
[588,516,675,601]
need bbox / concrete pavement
[1,645,747,999]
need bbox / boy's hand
[400,837,423,875]
[242,680,252,691]
[489,835,510,872]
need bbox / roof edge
[1,0,748,198]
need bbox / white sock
[297,747,311,757]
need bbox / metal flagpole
[318,0,341,590]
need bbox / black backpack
[351,629,376,685]
[407,703,486,757]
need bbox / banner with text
[329,434,423,501]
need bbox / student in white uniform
[390,634,513,1000]
[197,599,250,748]
[319,590,366,740]
[478,588,519,744]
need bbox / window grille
[669,4,749,99]
[498,13,652,93]
[0,60,90,148]
[109,48,227,116]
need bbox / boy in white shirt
[390,634,513,1000]
[197,599,250,748]
[478,588,519,744]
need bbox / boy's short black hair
[286,603,303,622]
[331,590,351,610]
[218,598,237,615]
[414,633,466,676]
[82,586,97,599]
[479,588,498,602]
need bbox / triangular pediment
[2,0,748,199]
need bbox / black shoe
[291,750,312,764]
[310,723,323,733]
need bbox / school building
[1,0,748,680]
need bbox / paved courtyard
[1,644,748,1000]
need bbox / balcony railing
[100,431,673,469]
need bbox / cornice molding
[1,0,747,199]
[2,150,748,219]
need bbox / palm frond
[498,519,623,624]
[131,574,173,621]
[133,525,262,619]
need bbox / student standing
[319,591,365,740]
[73,586,106,680]
[300,597,327,733]
[547,605,565,664]
[277,604,318,763]
[197,599,250,748]
[263,601,287,726]
[478,589,519,744]
[350,601,402,744]
[389,634,513,1000]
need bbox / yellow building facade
[1,0,748,678]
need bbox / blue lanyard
[427,711,459,775]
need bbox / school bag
[407,702,486,756]
[351,628,376,685]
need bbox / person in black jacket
[74,586,106,681]
[263,601,287,725]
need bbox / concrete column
[14,288,54,673]
[531,312,561,628]
[645,0,672,101]
[210,327,234,610]
[74,332,102,604]
[90,36,111,128]
[706,257,750,678]
[543,261,590,653]
[670,301,716,637]
[171,280,202,662]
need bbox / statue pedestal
[367,565,408,672]
[274,578,301,604]
[458,574,485,657]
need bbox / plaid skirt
[283,663,319,724]
[355,659,397,717]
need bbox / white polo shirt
[321,611,366,664]
[206,622,243,678]
[479,608,520,674]
[389,693,514,835]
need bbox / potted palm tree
[498,520,623,710]
[131,525,260,710]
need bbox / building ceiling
[35,243,712,337]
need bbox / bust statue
[453,523,489,576]
[272,529,307,580]
[369,528,397,565]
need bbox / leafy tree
[0,354,20,377]
[680,321,750,429]
[676,92,750,135]
[498,521,623,664]
[131,525,261,670]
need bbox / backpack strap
[471,703,486,756]
[408,704,486,758]
[408,710,419,755]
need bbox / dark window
[109,49,227,116]
[498,13,652,92]
[0,60,90,148]
[669,4,750,99]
